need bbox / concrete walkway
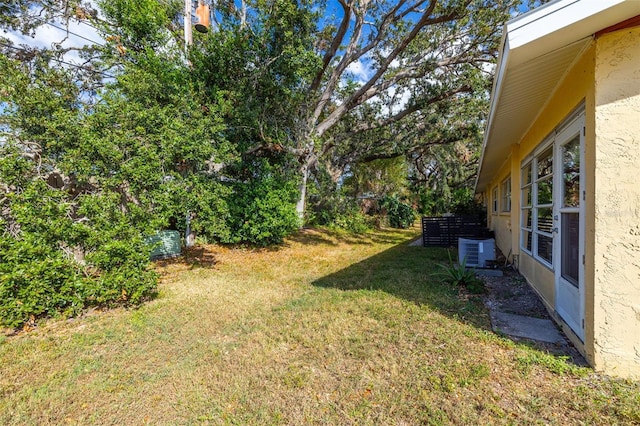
[475,269,566,344]
[408,236,422,246]
[488,310,565,344]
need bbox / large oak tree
[217,0,526,218]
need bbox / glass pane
[522,209,532,228]
[522,186,532,207]
[522,163,532,185]
[537,234,553,264]
[561,213,580,287]
[501,179,511,212]
[537,207,553,233]
[522,230,532,252]
[537,148,553,178]
[537,177,553,205]
[563,136,580,208]
[502,194,511,212]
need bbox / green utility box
[145,230,182,260]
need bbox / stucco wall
[486,158,513,259]
[492,215,511,257]
[593,26,640,378]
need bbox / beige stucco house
[475,0,640,378]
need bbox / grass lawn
[1,227,639,424]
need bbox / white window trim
[492,186,499,215]
[533,143,554,269]
[521,137,554,269]
[501,177,511,213]
[520,161,533,255]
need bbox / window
[492,186,498,214]
[521,162,532,253]
[520,144,554,266]
[535,147,553,265]
[501,177,511,212]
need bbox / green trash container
[145,230,182,260]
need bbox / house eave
[475,0,640,193]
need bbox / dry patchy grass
[1,227,639,425]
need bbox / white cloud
[346,59,371,84]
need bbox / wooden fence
[421,216,492,247]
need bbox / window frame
[520,161,533,255]
[533,145,554,268]
[520,138,555,269]
[501,177,511,213]
[492,186,499,215]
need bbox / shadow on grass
[312,238,590,367]
[154,245,218,270]
[312,241,491,330]
[160,227,420,272]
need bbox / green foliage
[435,253,486,294]
[343,157,410,201]
[0,183,157,328]
[225,161,300,246]
[380,195,416,229]
[306,181,373,233]
[450,188,486,219]
[0,24,223,326]
[0,235,86,328]
[98,0,181,51]
[412,139,483,216]
[328,211,373,234]
[0,0,529,326]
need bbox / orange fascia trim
[595,14,640,38]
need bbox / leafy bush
[329,211,372,233]
[380,195,416,229]
[0,235,86,328]
[225,169,300,246]
[151,175,233,243]
[0,184,157,329]
[306,189,373,234]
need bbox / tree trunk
[295,160,309,227]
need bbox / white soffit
[475,0,640,192]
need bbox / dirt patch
[483,270,549,318]
[482,268,588,366]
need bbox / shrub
[329,211,372,233]
[0,185,157,329]
[0,235,86,328]
[380,195,416,229]
[307,193,373,234]
[226,175,299,246]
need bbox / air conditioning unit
[458,238,495,268]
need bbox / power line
[0,41,115,79]
[45,21,105,47]
[73,17,102,33]
[3,3,106,47]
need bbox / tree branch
[347,84,473,136]
[314,0,472,137]
[308,0,352,94]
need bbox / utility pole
[184,0,193,48]
[184,1,193,248]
